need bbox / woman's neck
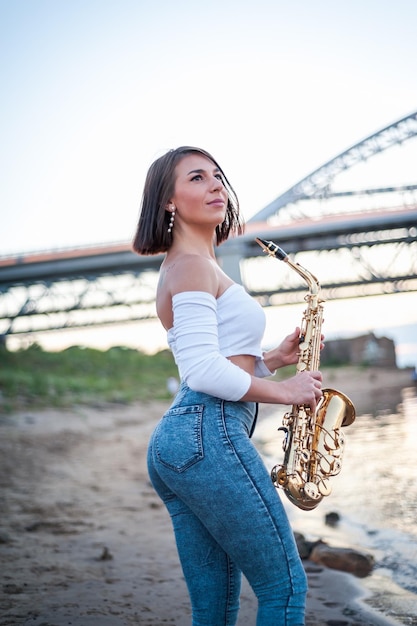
[169,228,217,259]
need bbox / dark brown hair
[132,146,244,255]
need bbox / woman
[133,146,323,625]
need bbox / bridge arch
[248,110,417,223]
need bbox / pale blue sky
[1,0,417,255]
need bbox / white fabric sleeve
[254,357,276,378]
[170,291,251,402]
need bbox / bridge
[1,111,416,339]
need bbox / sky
[1,0,417,365]
[1,0,417,255]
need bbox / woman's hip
[149,384,258,468]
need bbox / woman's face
[169,153,228,229]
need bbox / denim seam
[225,554,232,626]
[219,399,297,597]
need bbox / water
[254,385,417,616]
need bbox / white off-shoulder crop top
[166,284,273,401]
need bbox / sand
[1,367,415,626]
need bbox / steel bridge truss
[243,239,417,307]
[1,231,416,336]
[0,271,160,336]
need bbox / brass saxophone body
[256,238,356,511]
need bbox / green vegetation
[0,344,178,413]
[0,344,355,415]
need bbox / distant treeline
[0,344,179,413]
[2,341,369,414]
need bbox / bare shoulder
[156,253,233,329]
[161,254,219,297]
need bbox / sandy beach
[1,367,415,626]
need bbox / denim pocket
[154,404,204,472]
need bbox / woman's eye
[189,173,223,183]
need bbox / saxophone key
[328,459,342,475]
[327,431,345,455]
[278,426,289,451]
[318,478,332,497]
[303,482,321,500]
[323,430,340,452]
[271,465,288,487]
[337,432,346,447]
[318,455,334,474]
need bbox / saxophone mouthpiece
[255,238,288,261]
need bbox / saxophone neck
[256,237,321,297]
[286,257,321,298]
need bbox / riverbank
[0,367,415,625]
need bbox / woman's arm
[165,256,323,409]
[170,292,322,409]
[241,370,323,413]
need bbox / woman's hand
[277,327,302,367]
[263,328,325,371]
[278,370,323,413]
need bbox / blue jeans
[147,383,307,625]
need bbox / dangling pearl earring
[167,206,176,233]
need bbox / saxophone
[256,238,356,511]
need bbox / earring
[167,206,176,233]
